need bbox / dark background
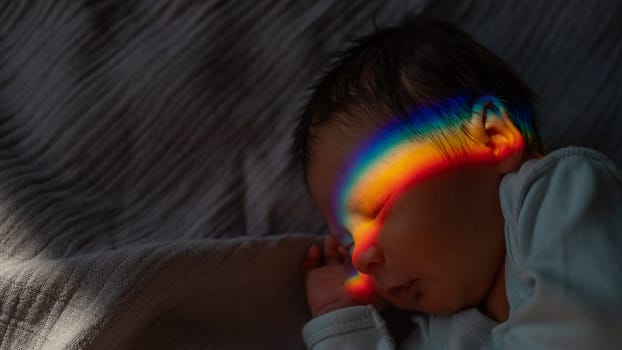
[1,1,620,245]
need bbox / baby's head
[293,17,543,316]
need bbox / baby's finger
[303,244,321,273]
[338,245,351,260]
[323,235,341,265]
[338,246,353,268]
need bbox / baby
[292,16,622,349]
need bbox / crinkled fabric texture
[1,0,621,349]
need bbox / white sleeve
[302,305,395,350]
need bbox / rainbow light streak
[331,96,529,300]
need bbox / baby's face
[307,122,508,315]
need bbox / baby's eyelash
[339,232,354,248]
[373,195,394,218]
[345,242,354,256]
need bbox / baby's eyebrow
[347,191,392,217]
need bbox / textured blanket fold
[1,235,319,349]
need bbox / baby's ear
[466,96,524,174]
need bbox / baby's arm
[499,152,622,349]
[302,236,395,349]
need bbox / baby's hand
[303,235,384,318]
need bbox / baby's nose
[351,245,384,274]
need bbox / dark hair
[292,15,544,180]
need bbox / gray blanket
[1,1,621,349]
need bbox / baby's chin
[384,292,467,316]
[373,283,479,316]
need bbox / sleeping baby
[292,15,622,349]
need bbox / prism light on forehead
[328,95,533,298]
[332,96,466,243]
[331,95,534,245]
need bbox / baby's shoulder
[500,146,622,267]
[500,146,621,219]
[500,148,622,329]
[517,146,619,185]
